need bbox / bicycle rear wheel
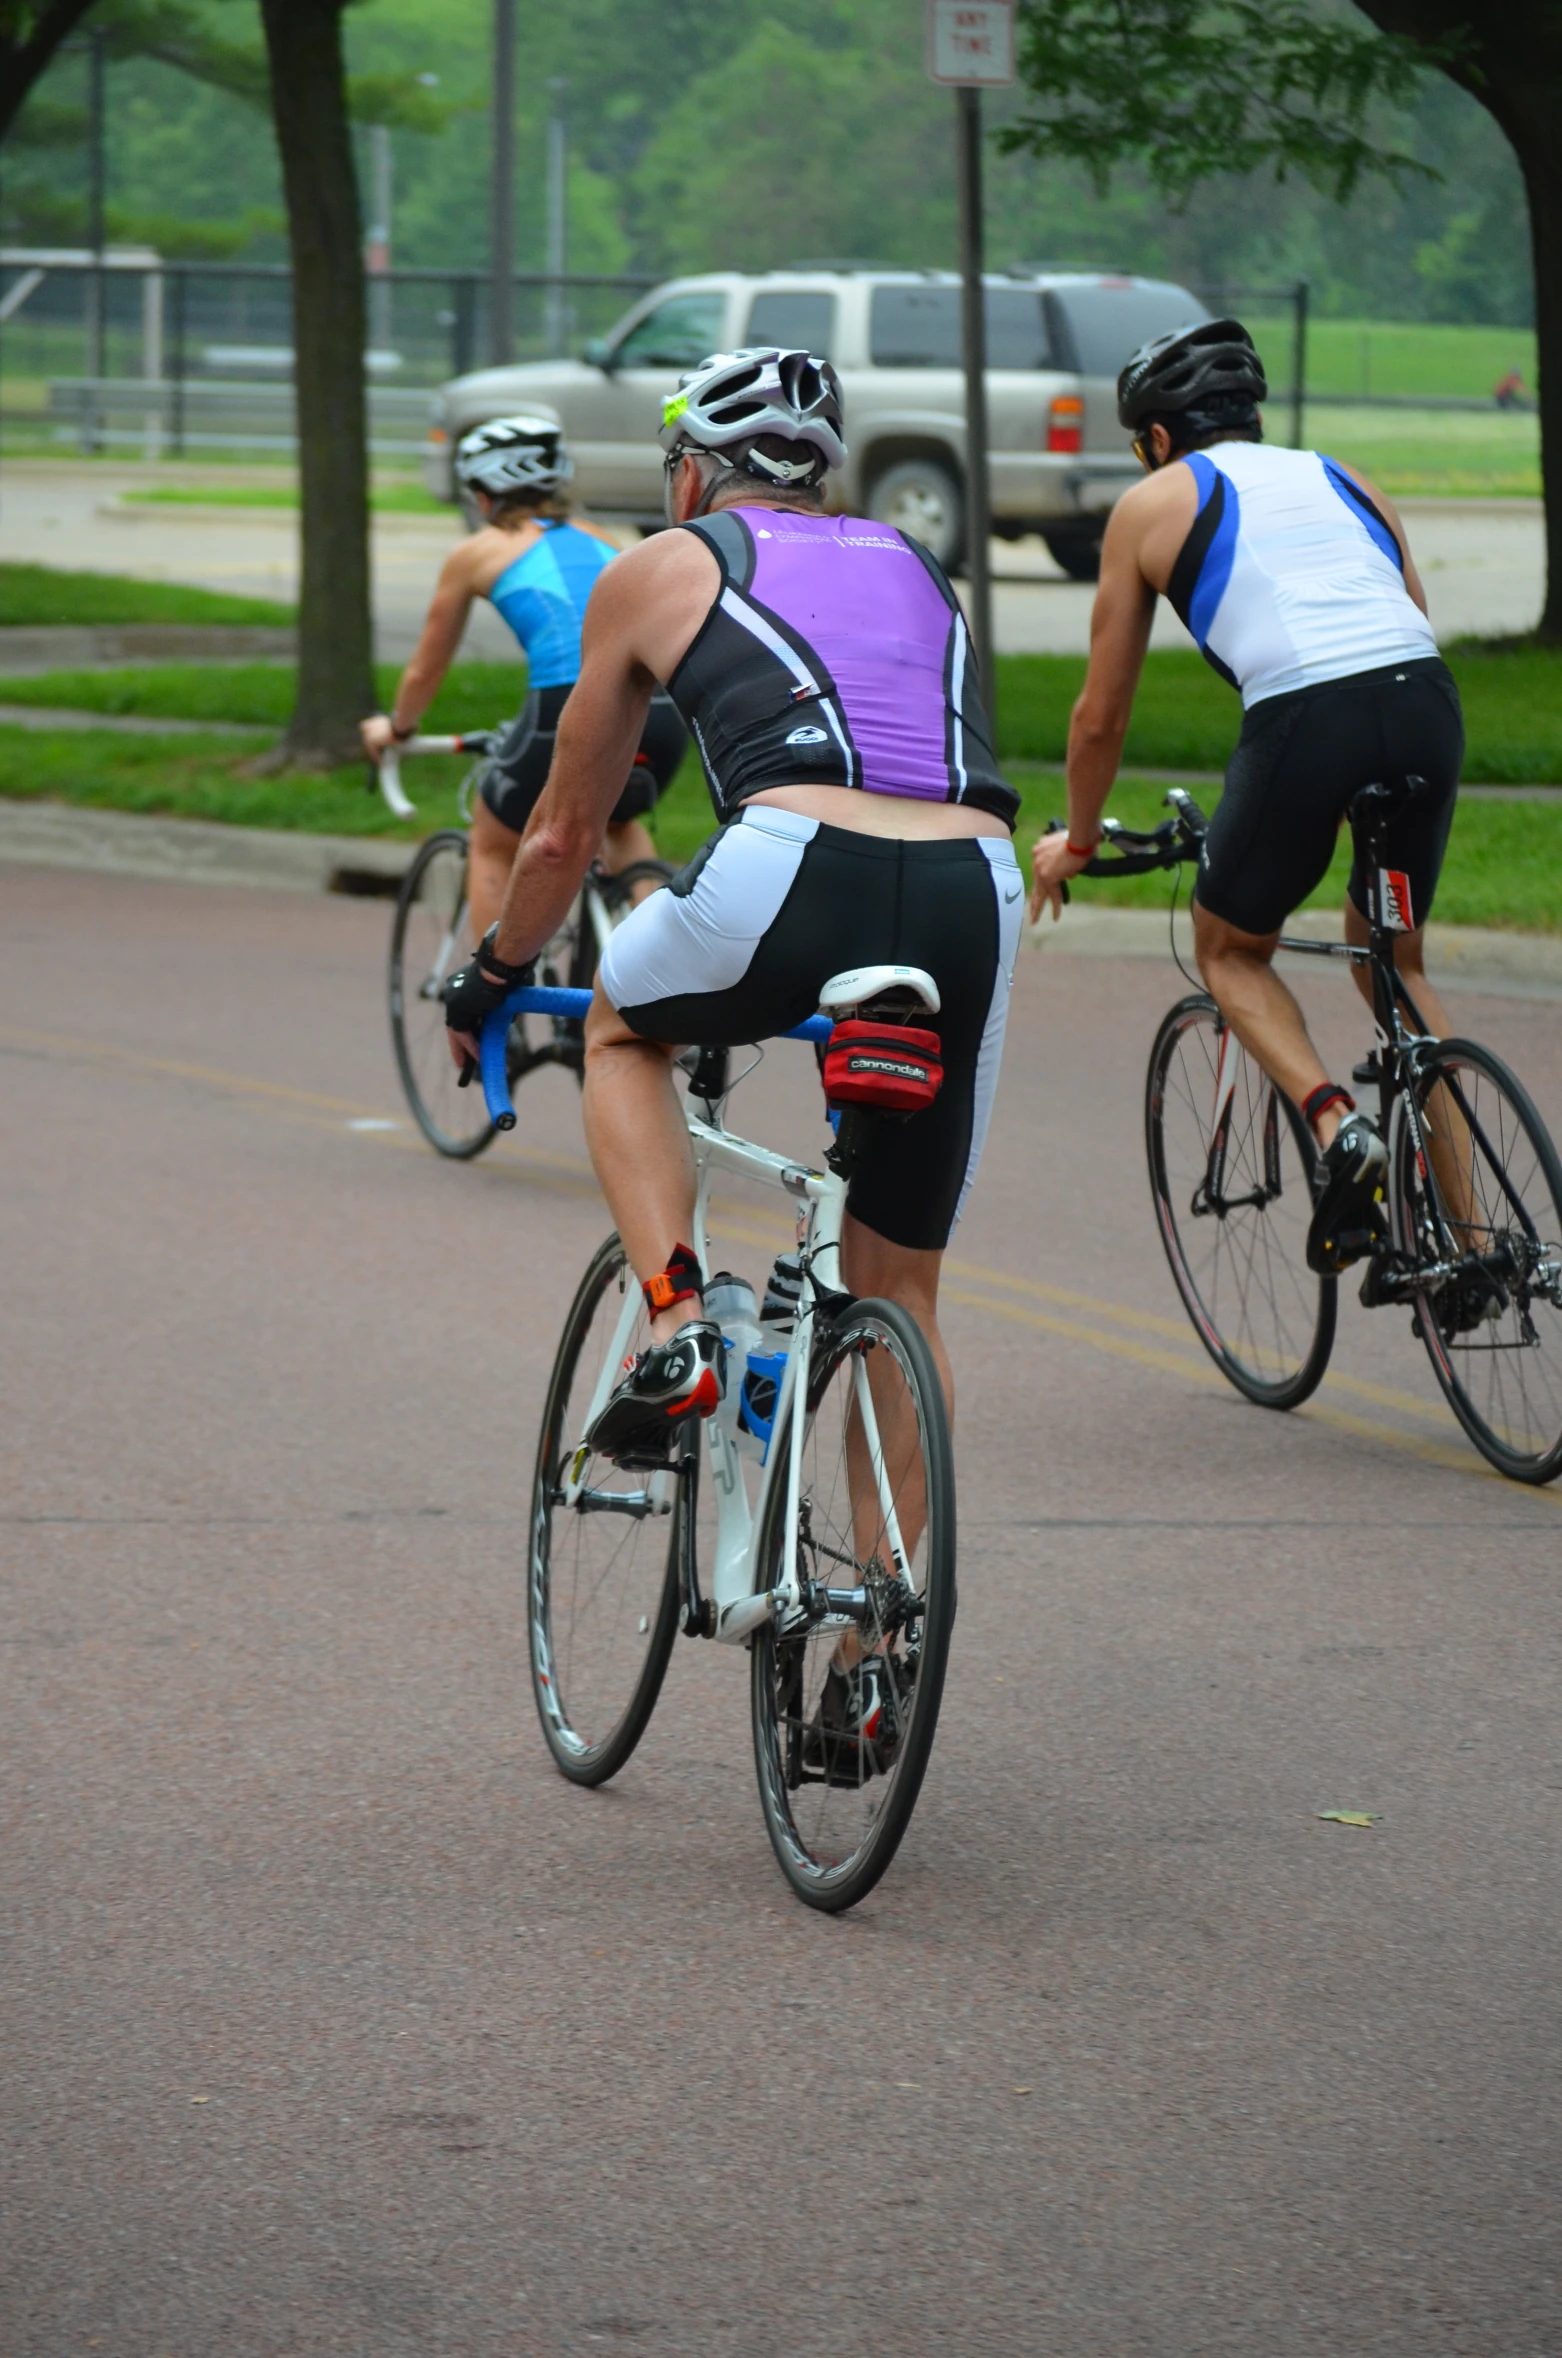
[1395,1039,1562,1484]
[529,1234,684,1785]
[388,829,496,1159]
[751,1298,956,1913]
[1146,992,1336,1408]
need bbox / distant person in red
[1494,368,1527,411]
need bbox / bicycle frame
[480,986,910,1646]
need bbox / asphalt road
[4,863,1561,2356]
[0,461,1548,658]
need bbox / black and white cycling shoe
[1307,1113,1389,1275]
[801,1654,903,1786]
[584,1320,725,1458]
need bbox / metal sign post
[927,0,1013,732]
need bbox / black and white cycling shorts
[478,685,688,836]
[1196,656,1463,938]
[598,805,1024,1252]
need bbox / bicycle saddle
[818,965,941,1020]
[1349,774,1428,823]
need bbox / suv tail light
[1047,394,1084,454]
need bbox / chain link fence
[0,253,655,457]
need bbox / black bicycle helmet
[1117,318,1268,431]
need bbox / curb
[0,799,412,896]
[0,624,296,672]
[1026,902,1562,1002]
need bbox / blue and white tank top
[486,521,616,690]
[1167,441,1438,707]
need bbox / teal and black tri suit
[479,519,687,832]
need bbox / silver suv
[424,267,1209,578]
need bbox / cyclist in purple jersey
[444,352,1023,1722]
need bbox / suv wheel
[1042,525,1104,583]
[867,458,964,572]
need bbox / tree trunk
[0,0,99,144]
[1352,1,1562,641]
[256,0,375,763]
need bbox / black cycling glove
[442,930,534,1085]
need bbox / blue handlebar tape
[477,985,830,1130]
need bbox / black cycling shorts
[478,685,688,836]
[597,806,1024,1252]
[1195,656,1464,938]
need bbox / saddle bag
[822,1019,944,1119]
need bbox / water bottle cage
[822,1020,944,1121]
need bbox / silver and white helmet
[660,347,846,486]
[455,413,574,499]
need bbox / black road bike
[1082,782,1562,1485]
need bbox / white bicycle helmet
[660,347,847,487]
[455,413,574,499]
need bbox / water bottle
[703,1272,761,1445]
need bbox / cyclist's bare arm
[484,533,715,972]
[361,538,486,758]
[1028,474,1181,921]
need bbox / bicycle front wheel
[1146,992,1336,1408]
[529,1234,684,1785]
[388,829,496,1160]
[751,1298,956,1913]
[1396,1039,1562,1484]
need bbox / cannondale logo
[785,725,829,746]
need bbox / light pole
[544,77,568,358]
[490,0,516,365]
[365,122,393,356]
[926,0,1012,735]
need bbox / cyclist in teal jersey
[362,415,686,936]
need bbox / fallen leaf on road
[1317,1811,1379,1827]
[1013,2085,1033,2094]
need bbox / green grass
[0,660,525,731]
[1009,762,1562,935]
[1299,404,1539,499]
[0,563,295,630]
[1302,320,1537,403]
[993,646,1562,785]
[12,645,1562,784]
[120,482,449,515]
[1,728,1553,931]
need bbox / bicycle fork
[1195,1020,1284,1216]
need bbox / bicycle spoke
[1147,994,1335,1409]
[1402,1043,1562,1482]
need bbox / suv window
[613,293,727,369]
[744,290,837,357]
[1052,281,1209,377]
[869,284,1056,370]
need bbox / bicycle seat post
[1348,777,1425,1067]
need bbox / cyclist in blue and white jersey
[1029,319,1464,1275]
[362,415,686,937]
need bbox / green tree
[1349,1,1562,634]
[1003,0,1562,638]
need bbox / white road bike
[378,733,671,1159]
[476,968,958,1913]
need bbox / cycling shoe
[584,1319,724,1458]
[801,1654,904,1786]
[1307,1113,1389,1275]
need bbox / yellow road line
[13,1021,1550,1493]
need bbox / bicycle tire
[528,1233,684,1785]
[750,1296,956,1913]
[388,829,497,1160]
[1146,992,1337,1409]
[1393,1038,1562,1484]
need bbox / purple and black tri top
[669,508,1016,829]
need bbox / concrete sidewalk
[0,798,412,895]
